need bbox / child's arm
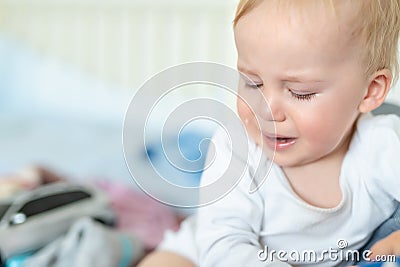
[137,251,196,267]
[351,231,400,266]
[196,178,268,266]
[195,129,291,267]
[368,230,400,261]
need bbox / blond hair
[233,0,400,83]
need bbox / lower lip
[263,136,297,151]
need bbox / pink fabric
[96,181,180,250]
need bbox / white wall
[0,0,398,104]
[0,0,239,92]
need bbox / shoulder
[352,113,400,148]
[351,112,400,162]
[357,112,400,135]
[350,113,400,200]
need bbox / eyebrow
[281,75,327,83]
[237,66,258,76]
[238,66,326,83]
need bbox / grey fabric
[372,102,400,117]
[24,217,143,267]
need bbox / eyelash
[245,83,263,89]
[289,91,316,101]
[245,83,316,101]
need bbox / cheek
[237,97,251,122]
[301,118,333,142]
[237,98,262,143]
[295,99,357,147]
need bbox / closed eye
[246,83,263,89]
[289,90,316,101]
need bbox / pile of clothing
[0,166,181,267]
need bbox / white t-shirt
[195,113,400,267]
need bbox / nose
[258,88,286,122]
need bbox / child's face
[235,1,369,168]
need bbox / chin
[265,152,312,168]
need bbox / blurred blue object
[5,252,34,267]
[145,129,214,188]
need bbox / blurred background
[1,1,399,265]
[0,0,400,190]
[0,0,239,187]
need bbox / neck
[281,124,355,208]
[283,119,356,179]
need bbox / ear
[358,69,392,113]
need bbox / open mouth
[264,134,296,143]
[263,134,297,150]
[268,136,296,143]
